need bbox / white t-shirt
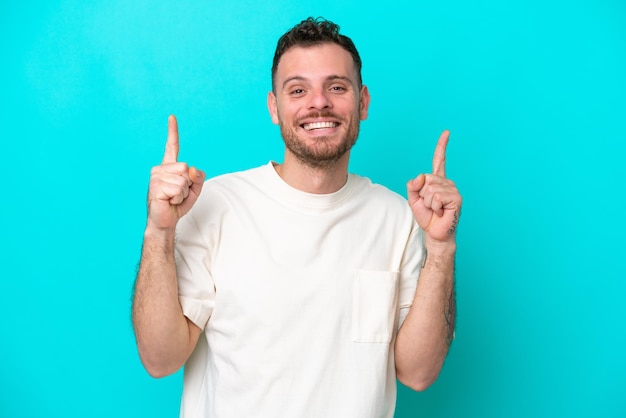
[175,162,424,418]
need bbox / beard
[279,110,361,169]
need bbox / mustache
[295,111,342,125]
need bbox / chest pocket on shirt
[352,270,399,343]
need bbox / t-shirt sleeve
[397,220,424,330]
[175,208,216,331]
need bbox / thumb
[188,166,206,191]
[407,174,425,200]
[177,166,206,215]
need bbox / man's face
[268,43,370,169]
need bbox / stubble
[279,110,361,169]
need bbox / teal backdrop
[1,1,625,417]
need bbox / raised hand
[406,130,462,244]
[147,115,205,231]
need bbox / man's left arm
[395,130,461,391]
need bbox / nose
[307,88,332,110]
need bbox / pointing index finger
[432,130,450,178]
[162,115,179,164]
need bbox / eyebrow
[281,75,354,90]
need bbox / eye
[329,85,347,93]
[289,88,305,96]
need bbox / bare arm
[132,115,205,378]
[395,240,456,391]
[396,130,461,391]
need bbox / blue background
[1,1,625,417]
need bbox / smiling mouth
[302,121,338,131]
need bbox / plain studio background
[1,1,624,417]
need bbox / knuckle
[149,177,162,190]
[176,175,189,188]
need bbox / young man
[133,17,461,418]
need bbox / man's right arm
[131,115,205,378]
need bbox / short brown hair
[271,17,362,92]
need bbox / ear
[267,91,279,125]
[359,85,370,121]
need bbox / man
[132,17,461,418]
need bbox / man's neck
[273,152,350,194]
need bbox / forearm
[395,241,456,391]
[132,226,199,377]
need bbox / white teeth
[303,121,337,130]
